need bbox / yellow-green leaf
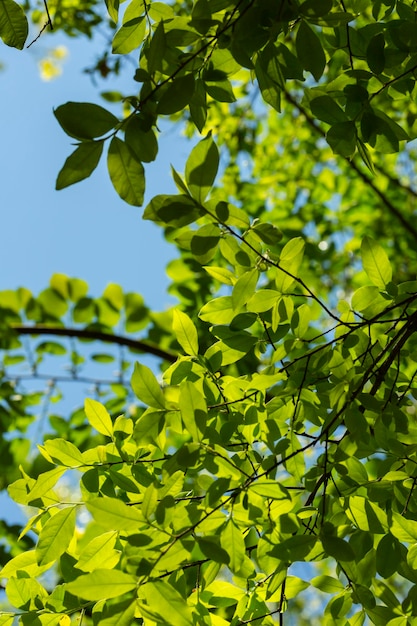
[138,580,194,626]
[220,519,245,574]
[131,362,165,409]
[361,236,392,288]
[85,398,113,437]
[66,570,137,601]
[179,380,206,441]
[36,507,76,566]
[172,309,199,356]
[86,496,143,531]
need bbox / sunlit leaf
[131,362,165,409]
[66,570,137,601]
[36,507,76,566]
[86,497,143,531]
[361,235,392,288]
[85,398,113,437]
[172,309,199,356]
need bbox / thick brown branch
[10,325,178,363]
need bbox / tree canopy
[2,0,417,624]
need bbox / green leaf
[390,511,417,543]
[86,497,143,531]
[77,531,120,572]
[199,296,235,324]
[85,398,113,437]
[138,580,194,626]
[299,0,333,18]
[105,0,119,22]
[296,21,326,81]
[143,194,201,227]
[377,534,402,577]
[189,78,207,132]
[249,481,290,500]
[310,95,348,125]
[321,535,355,561]
[91,598,137,626]
[232,269,259,312]
[179,380,207,441]
[255,42,285,112]
[327,121,357,157]
[107,137,145,206]
[251,222,283,246]
[204,77,236,103]
[0,0,28,49]
[247,289,280,313]
[311,574,345,593]
[66,570,137,601]
[157,74,195,115]
[185,134,219,203]
[131,362,165,409]
[203,266,236,285]
[351,285,385,313]
[39,438,85,467]
[361,236,392,288]
[219,519,245,574]
[54,103,118,140]
[112,16,146,54]
[172,309,199,356]
[125,117,158,163]
[25,467,66,504]
[190,223,220,264]
[367,32,385,74]
[6,577,47,611]
[275,237,305,292]
[0,551,50,579]
[36,507,76,566]
[56,141,103,190]
[344,496,388,533]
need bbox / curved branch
[10,325,178,363]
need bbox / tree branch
[10,325,178,363]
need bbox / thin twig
[27,0,53,48]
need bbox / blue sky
[0,28,191,310]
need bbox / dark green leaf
[0,0,27,49]
[107,137,145,206]
[296,21,326,81]
[326,121,357,157]
[157,75,195,115]
[310,96,348,125]
[56,141,103,190]
[367,32,385,74]
[125,116,158,163]
[54,103,118,140]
